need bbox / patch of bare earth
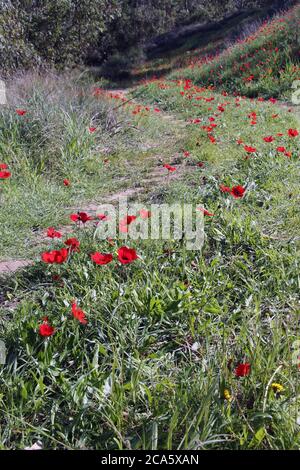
[0,259,33,275]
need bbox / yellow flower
[271,382,284,393]
[223,389,232,401]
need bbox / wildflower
[164,164,176,172]
[271,382,284,394]
[71,302,88,325]
[118,246,138,264]
[120,215,137,225]
[39,317,55,337]
[0,163,8,169]
[97,213,108,221]
[231,185,246,199]
[288,129,298,138]
[244,145,257,153]
[276,146,286,153]
[248,112,257,120]
[47,227,62,239]
[263,136,274,142]
[63,179,71,186]
[208,134,216,143]
[91,252,113,265]
[223,389,232,401]
[235,363,251,377]
[119,215,137,233]
[64,237,80,252]
[220,184,231,193]
[140,209,151,219]
[16,109,27,116]
[89,127,97,133]
[197,207,214,217]
[70,212,93,223]
[0,171,11,179]
[41,248,68,264]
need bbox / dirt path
[0,164,187,276]
[0,91,189,276]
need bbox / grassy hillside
[168,4,300,98]
[0,5,300,450]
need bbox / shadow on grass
[0,263,49,311]
[90,3,293,89]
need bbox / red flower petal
[235,363,251,377]
[117,246,138,264]
[91,252,113,265]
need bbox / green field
[0,4,300,450]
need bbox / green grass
[1,7,300,450]
[0,73,185,259]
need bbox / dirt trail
[0,91,189,276]
[0,164,187,276]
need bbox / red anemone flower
[288,128,298,138]
[140,209,151,219]
[41,248,68,264]
[63,178,71,186]
[263,136,274,142]
[235,363,251,377]
[71,302,88,325]
[164,164,176,172]
[91,252,113,265]
[197,207,214,217]
[16,109,27,116]
[47,227,62,238]
[0,171,11,179]
[119,215,137,233]
[118,246,138,264]
[64,237,80,252]
[70,212,93,223]
[231,185,246,199]
[244,145,257,153]
[220,184,231,193]
[39,318,55,337]
[0,163,8,169]
[89,127,97,133]
[97,213,108,221]
[120,215,137,225]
